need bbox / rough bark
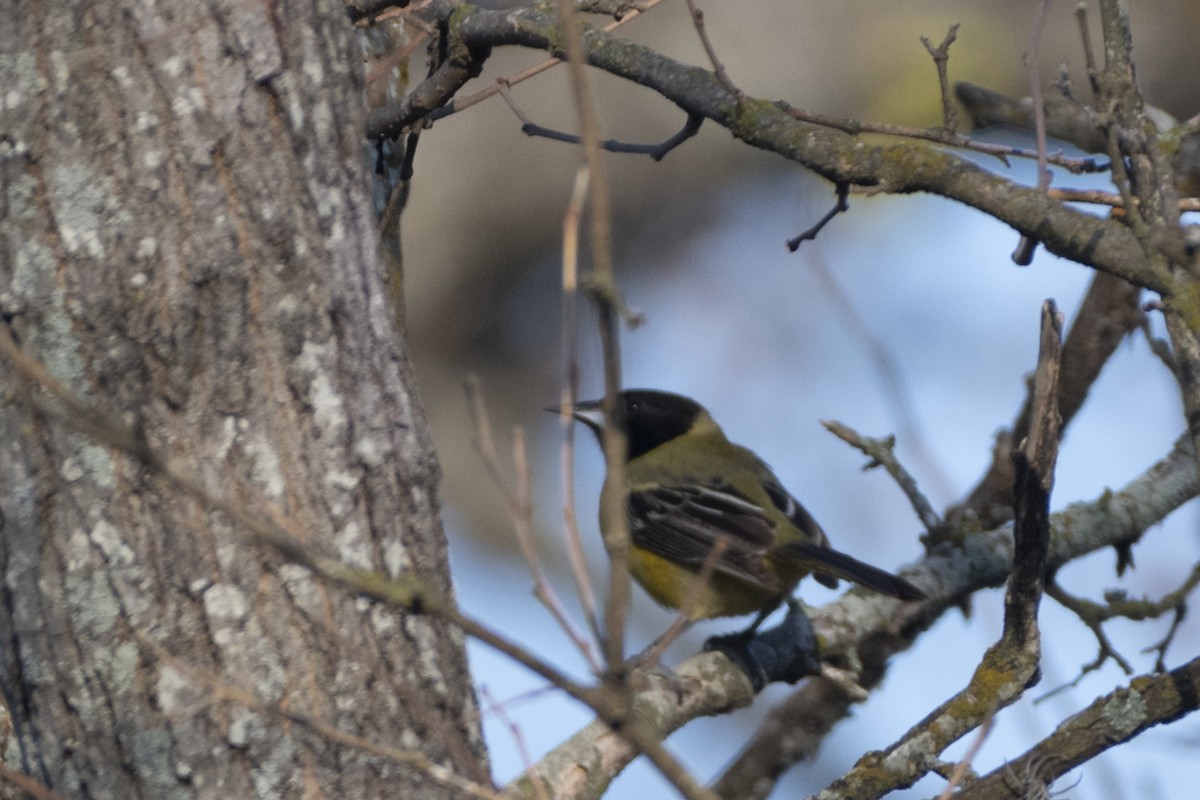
[0,1,486,797]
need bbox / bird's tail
[778,541,925,601]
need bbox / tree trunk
[0,2,486,797]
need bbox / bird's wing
[760,479,840,589]
[628,481,781,592]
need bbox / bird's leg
[703,600,821,692]
[739,596,786,639]
[626,618,695,674]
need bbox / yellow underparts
[628,547,779,620]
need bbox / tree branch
[804,303,1061,800]
[956,655,1200,800]
[538,435,1197,800]
[372,2,1164,292]
[709,425,1195,800]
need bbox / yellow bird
[567,389,923,629]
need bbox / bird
[562,389,924,634]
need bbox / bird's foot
[703,600,821,692]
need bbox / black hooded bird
[565,389,923,631]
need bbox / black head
[566,389,709,461]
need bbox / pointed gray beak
[545,399,605,433]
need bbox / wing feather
[628,482,780,592]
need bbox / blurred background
[400,1,1200,797]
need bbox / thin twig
[424,1,666,123]
[0,763,68,800]
[557,166,604,645]
[481,687,549,800]
[464,378,600,672]
[1047,186,1200,211]
[787,183,849,250]
[921,23,961,133]
[1075,3,1101,98]
[552,8,712,797]
[1040,554,1200,695]
[936,712,995,800]
[808,252,956,504]
[1013,0,1054,265]
[784,106,1108,174]
[633,537,728,671]
[684,0,742,103]
[821,420,948,541]
[552,0,631,681]
[497,82,701,159]
[1144,605,1188,672]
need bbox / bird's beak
[545,399,605,432]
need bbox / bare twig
[1041,556,1200,693]
[935,712,994,800]
[552,6,718,800]
[552,0,631,683]
[1075,3,1101,97]
[820,420,948,541]
[1012,0,1054,265]
[787,183,849,250]
[0,763,69,800]
[1026,2,1054,193]
[419,1,666,124]
[1144,604,1188,672]
[684,0,742,103]
[481,687,549,800]
[557,166,604,644]
[785,105,1107,174]
[633,537,728,671]
[465,378,600,672]
[1047,186,1200,211]
[1042,580,1135,695]
[920,23,961,132]
[497,82,701,159]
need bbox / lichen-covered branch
[372,2,1164,292]
[1089,1,1200,466]
[954,655,1200,800]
